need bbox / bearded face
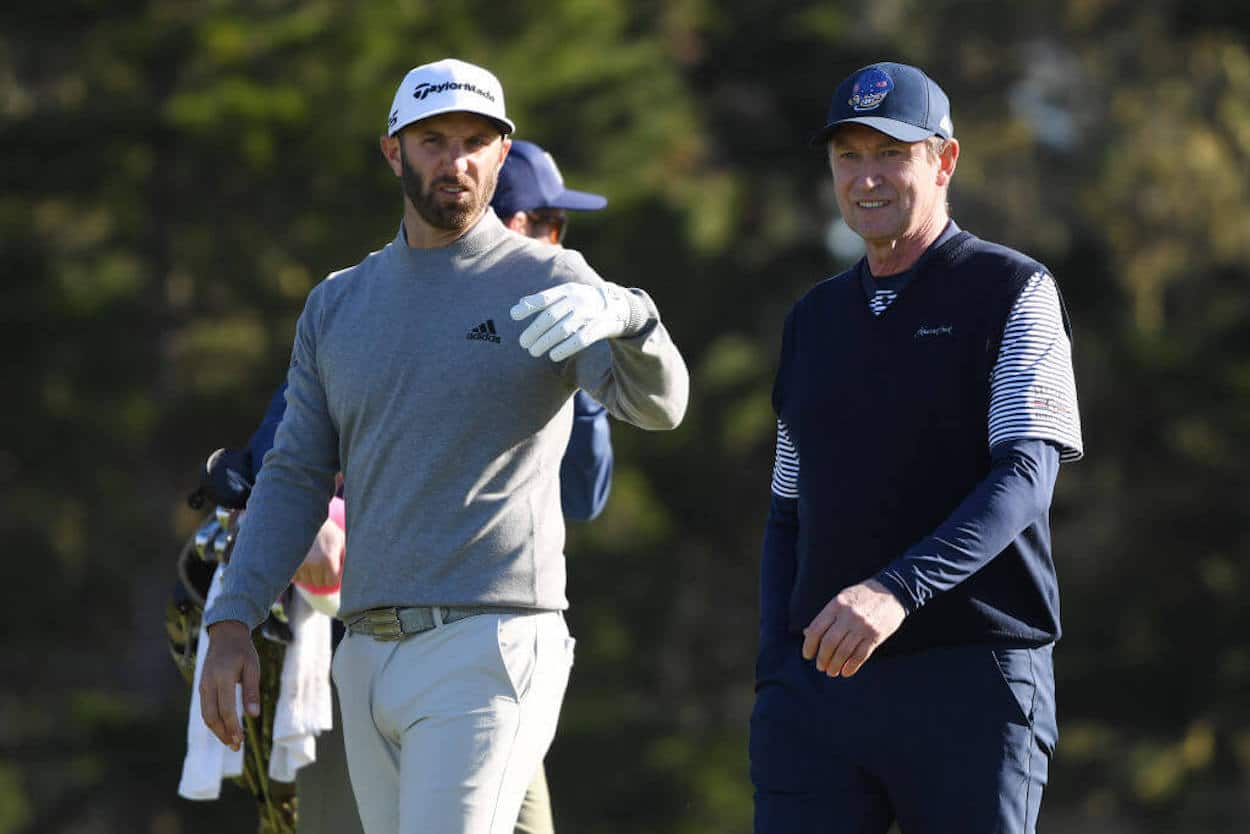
[399,139,501,233]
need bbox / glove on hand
[511,282,637,362]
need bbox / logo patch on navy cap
[849,68,893,112]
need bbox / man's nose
[857,170,882,190]
[443,143,471,174]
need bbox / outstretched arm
[511,252,689,430]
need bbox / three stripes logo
[466,319,501,344]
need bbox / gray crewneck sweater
[205,210,688,628]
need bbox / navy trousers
[750,638,1056,834]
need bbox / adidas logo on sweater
[466,319,501,344]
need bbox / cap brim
[810,116,935,146]
[390,106,515,137]
[546,188,608,211]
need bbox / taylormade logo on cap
[412,80,496,103]
[387,58,516,137]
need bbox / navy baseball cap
[491,140,607,218]
[812,61,954,145]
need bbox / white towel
[177,566,335,799]
[269,587,334,782]
[178,566,244,799]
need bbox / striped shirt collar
[859,220,962,303]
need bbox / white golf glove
[511,282,642,361]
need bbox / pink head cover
[293,496,345,594]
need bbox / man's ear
[380,134,403,177]
[936,138,959,187]
[503,212,527,234]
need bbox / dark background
[2,1,1248,831]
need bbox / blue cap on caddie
[812,61,954,145]
[491,140,607,218]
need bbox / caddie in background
[490,138,614,834]
[197,57,688,834]
[751,61,1083,834]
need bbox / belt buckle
[362,607,404,641]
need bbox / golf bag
[167,448,298,834]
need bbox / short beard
[399,144,499,232]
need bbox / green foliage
[0,763,31,834]
[3,0,1250,831]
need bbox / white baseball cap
[386,58,516,137]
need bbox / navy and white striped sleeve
[988,272,1084,462]
[771,419,800,498]
[762,419,799,642]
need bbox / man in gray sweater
[198,58,689,834]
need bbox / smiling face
[381,111,510,246]
[827,123,958,270]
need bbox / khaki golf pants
[332,610,573,834]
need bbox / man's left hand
[802,580,907,678]
[511,282,633,361]
[291,516,345,589]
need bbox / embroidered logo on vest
[914,324,954,338]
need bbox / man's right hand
[199,620,260,751]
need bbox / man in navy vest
[751,61,1084,834]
